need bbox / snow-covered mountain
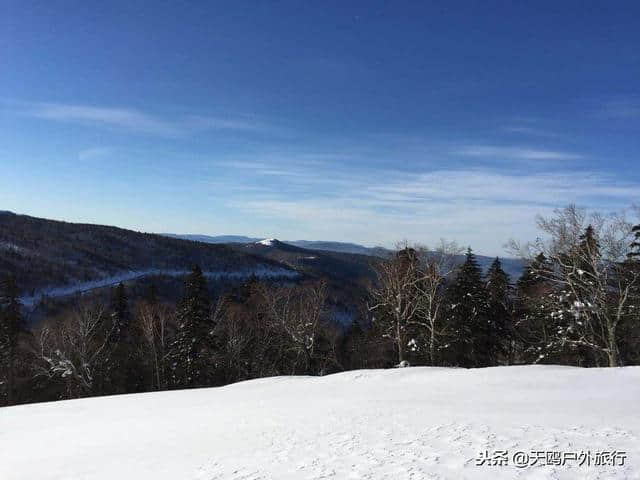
[2,366,638,479]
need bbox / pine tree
[485,257,512,365]
[0,275,25,405]
[170,265,215,388]
[628,224,640,260]
[516,253,550,295]
[102,282,140,394]
[443,248,490,367]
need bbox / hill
[0,213,295,300]
[1,365,638,479]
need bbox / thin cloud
[503,126,560,138]
[18,101,278,137]
[223,167,638,253]
[454,145,582,160]
[77,146,113,161]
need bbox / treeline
[0,267,347,404]
[1,206,640,406]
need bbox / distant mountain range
[162,233,390,257]
[0,212,525,312]
[164,233,525,279]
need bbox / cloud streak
[19,102,278,137]
[220,163,639,254]
[453,145,581,161]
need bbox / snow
[19,267,298,308]
[1,366,639,479]
[257,238,277,246]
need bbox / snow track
[20,266,298,307]
[1,366,639,479]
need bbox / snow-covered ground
[1,366,638,479]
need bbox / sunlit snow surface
[1,366,639,479]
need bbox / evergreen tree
[628,224,640,260]
[102,282,140,394]
[516,253,550,294]
[0,275,25,405]
[170,265,215,388]
[485,258,512,364]
[443,248,490,367]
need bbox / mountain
[164,233,390,256]
[0,213,296,300]
[237,238,379,285]
[3,366,638,479]
[163,233,261,244]
[166,233,525,278]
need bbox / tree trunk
[396,319,404,364]
[429,327,436,366]
[607,326,619,367]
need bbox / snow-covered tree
[259,280,329,374]
[514,206,640,367]
[368,244,424,364]
[442,248,491,367]
[170,266,215,388]
[36,303,112,398]
[407,240,462,365]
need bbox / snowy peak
[256,238,278,246]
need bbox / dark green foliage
[485,258,512,364]
[628,224,640,260]
[443,248,491,367]
[102,282,141,394]
[0,275,26,404]
[170,266,216,388]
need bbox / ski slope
[1,366,638,479]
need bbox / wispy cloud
[453,145,582,161]
[17,101,279,137]
[221,164,638,254]
[502,126,559,138]
[77,146,113,161]
[602,98,640,119]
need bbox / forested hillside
[0,212,293,296]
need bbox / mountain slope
[1,366,638,480]
[0,213,295,297]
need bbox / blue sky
[1,1,639,255]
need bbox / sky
[1,1,639,255]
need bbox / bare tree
[410,240,463,365]
[368,242,424,364]
[35,303,113,397]
[258,280,329,374]
[136,301,173,390]
[511,205,640,367]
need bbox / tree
[485,257,512,364]
[259,280,331,374]
[0,275,25,405]
[628,224,640,260]
[170,266,215,388]
[368,244,423,364]
[36,303,112,398]
[443,248,490,367]
[101,282,140,394]
[407,240,462,365]
[514,253,556,363]
[515,206,640,367]
[136,298,173,391]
